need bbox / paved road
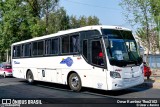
[0,76,159,107]
[0,77,160,107]
[0,77,159,99]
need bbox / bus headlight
[110,71,121,78]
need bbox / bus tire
[26,70,34,84]
[69,73,82,92]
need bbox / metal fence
[144,54,160,68]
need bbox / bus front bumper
[109,76,144,90]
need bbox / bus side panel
[12,55,108,90]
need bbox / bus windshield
[102,29,143,67]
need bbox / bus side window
[21,45,24,57]
[16,45,21,58]
[70,34,79,53]
[13,46,16,58]
[26,43,31,56]
[91,40,104,66]
[82,40,88,60]
[51,38,59,54]
[37,41,44,55]
[32,42,38,56]
[13,46,20,58]
[45,39,51,55]
[62,36,69,54]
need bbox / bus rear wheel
[26,70,34,84]
[69,73,82,92]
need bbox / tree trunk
[6,49,9,62]
[46,0,49,34]
[0,51,5,62]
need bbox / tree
[120,0,153,62]
[69,15,80,28]
[87,16,100,25]
[69,15,100,29]
[26,0,59,34]
[136,27,158,53]
[46,7,70,34]
[79,16,87,27]
[0,0,45,62]
[0,0,100,62]
[55,7,70,31]
[149,0,160,50]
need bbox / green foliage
[119,0,159,56]
[26,0,59,18]
[42,7,70,34]
[0,0,100,61]
[149,0,160,49]
[69,15,80,28]
[136,28,147,41]
[41,11,100,33]
[120,0,152,27]
[0,0,44,49]
[69,15,100,29]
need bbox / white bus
[11,25,144,91]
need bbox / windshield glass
[102,29,142,67]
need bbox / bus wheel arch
[26,69,34,84]
[67,71,82,92]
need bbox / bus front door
[89,39,108,90]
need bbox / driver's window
[126,41,138,60]
[125,41,136,52]
[130,42,136,52]
[91,40,104,66]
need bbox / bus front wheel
[26,70,34,84]
[69,73,82,92]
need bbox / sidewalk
[142,69,160,89]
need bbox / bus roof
[11,25,131,46]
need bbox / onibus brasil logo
[1,99,42,107]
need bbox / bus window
[91,40,104,66]
[37,41,44,55]
[51,38,59,54]
[21,44,31,57]
[45,39,51,55]
[32,42,38,56]
[70,34,79,53]
[21,44,25,57]
[12,46,20,58]
[16,46,21,58]
[82,40,88,60]
[24,43,31,57]
[62,36,69,53]
[13,46,16,58]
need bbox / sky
[59,0,136,32]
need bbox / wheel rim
[71,76,79,88]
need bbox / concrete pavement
[142,69,160,89]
